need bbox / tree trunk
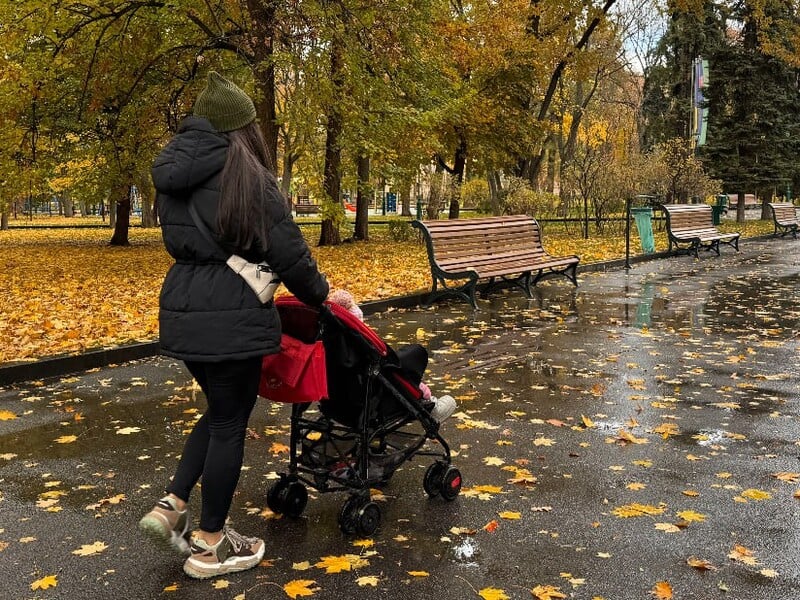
[1,210,8,230]
[400,184,412,217]
[488,171,503,215]
[141,190,156,227]
[353,154,370,241]
[109,185,131,246]
[63,192,74,217]
[736,191,745,223]
[319,37,345,247]
[246,0,279,174]
[281,150,298,203]
[138,174,157,227]
[447,135,466,219]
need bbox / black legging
[166,357,261,533]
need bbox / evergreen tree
[700,1,800,214]
[641,1,726,149]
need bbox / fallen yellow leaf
[729,545,759,566]
[479,587,509,600]
[498,511,521,520]
[651,581,673,599]
[612,503,666,518]
[283,579,318,598]
[31,575,58,590]
[531,584,567,599]
[72,541,108,556]
[687,556,717,571]
[738,488,771,501]
[676,510,706,523]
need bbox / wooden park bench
[411,215,579,308]
[661,204,740,257]
[725,193,758,213]
[767,202,798,238]
[294,196,319,216]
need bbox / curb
[0,234,777,387]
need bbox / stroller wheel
[284,482,309,518]
[267,478,308,518]
[423,461,447,498]
[339,494,370,535]
[356,502,381,537]
[440,466,462,501]
[266,478,288,514]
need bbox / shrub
[387,218,415,242]
[459,179,490,210]
[500,177,560,217]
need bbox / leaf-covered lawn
[0,218,773,363]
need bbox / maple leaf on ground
[651,581,673,599]
[269,442,290,454]
[612,430,649,445]
[531,584,567,599]
[31,575,58,590]
[314,554,369,573]
[676,510,706,523]
[772,472,800,483]
[738,488,772,501]
[72,541,108,556]
[729,545,759,565]
[479,587,509,600]
[612,503,666,518]
[0,410,17,421]
[283,579,318,599]
[687,556,717,571]
[498,511,521,520]
[533,437,555,447]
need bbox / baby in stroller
[327,289,456,423]
[261,294,462,536]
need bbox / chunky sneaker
[183,527,265,579]
[139,496,191,555]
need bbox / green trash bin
[711,204,722,225]
[711,194,728,225]
[631,207,655,254]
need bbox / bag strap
[187,199,230,259]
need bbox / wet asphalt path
[1,238,800,600]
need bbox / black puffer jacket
[152,117,328,361]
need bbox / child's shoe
[430,395,456,422]
[139,496,191,555]
[183,527,265,579]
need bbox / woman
[139,72,328,579]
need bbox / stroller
[260,296,461,536]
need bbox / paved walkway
[1,238,800,599]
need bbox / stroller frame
[265,298,462,536]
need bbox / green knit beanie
[193,71,257,132]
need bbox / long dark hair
[216,121,275,251]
